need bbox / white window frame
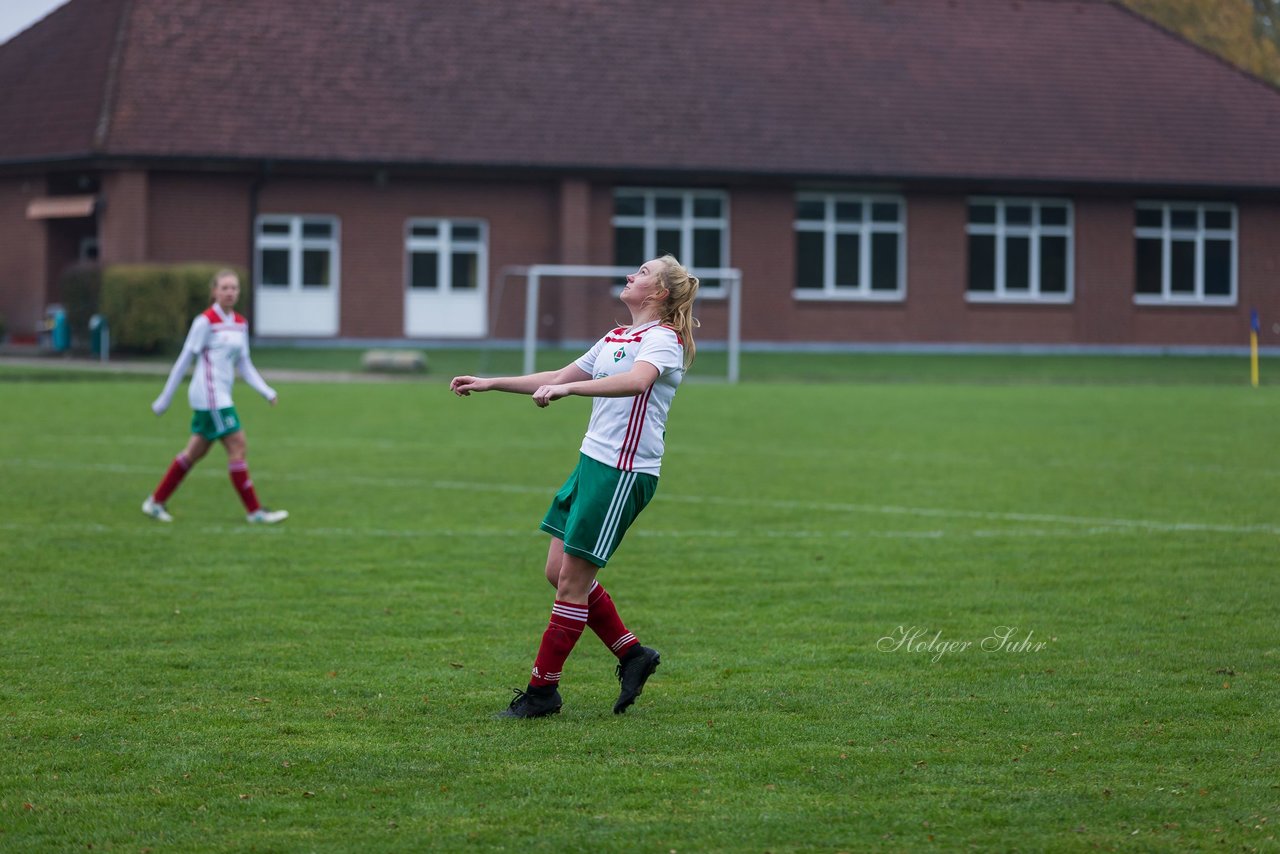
[792,192,906,301]
[611,188,730,297]
[404,218,488,293]
[1133,202,1237,306]
[255,215,341,292]
[965,198,1073,304]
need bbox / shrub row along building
[2,0,1279,349]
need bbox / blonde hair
[209,268,240,303]
[652,254,700,369]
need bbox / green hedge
[99,264,248,353]
[59,263,103,349]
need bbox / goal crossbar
[515,264,742,383]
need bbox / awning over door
[26,195,97,219]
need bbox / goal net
[509,264,742,383]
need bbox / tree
[1120,0,1280,87]
[1250,0,1280,39]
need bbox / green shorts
[190,407,242,440]
[540,453,658,567]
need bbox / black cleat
[497,686,563,719]
[613,646,661,714]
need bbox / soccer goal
[513,264,742,383]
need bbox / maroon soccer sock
[587,580,639,658]
[529,600,588,688]
[228,460,261,512]
[152,453,192,504]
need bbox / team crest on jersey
[613,347,626,362]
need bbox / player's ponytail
[653,254,699,369]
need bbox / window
[405,219,487,292]
[966,199,1072,302]
[256,215,339,290]
[612,188,729,294]
[1133,203,1236,304]
[793,193,905,299]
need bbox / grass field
[27,344,1278,386]
[1,355,1277,852]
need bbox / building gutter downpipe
[247,161,271,336]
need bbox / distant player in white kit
[451,254,699,718]
[142,269,288,525]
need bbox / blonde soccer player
[142,269,288,525]
[451,254,699,718]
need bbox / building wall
[0,177,48,339]
[1128,199,1280,349]
[148,172,253,267]
[38,167,1280,349]
[1238,202,1280,346]
[254,175,559,339]
[98,171,149,264]
[1073,197,1133,345]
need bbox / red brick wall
[1073,197,1133,344]
[1239,202,1280,349]
[98,171,148,263]
[1123,200,1280,348]
[124,171,1280,348]
[255,175,558,339]
[0,177,49,339]
[905,194,968,342]
[148,173,253,268]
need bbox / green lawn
[11,345,1274,386]
[0,359,1276,851]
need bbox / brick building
[2,0,1279,348]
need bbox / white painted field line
[0,520,1130,541]
[3,458,1277,536]
[22,433,1280,481]
[654,493,1280,536]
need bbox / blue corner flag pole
[1250,309,1260,388]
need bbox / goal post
[516,264,742,383]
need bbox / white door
[254,215,340,337]
[404,219,487,338]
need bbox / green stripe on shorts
[540,453,657,567]
[190,406,241,440]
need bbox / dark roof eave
[3,151,1279,198]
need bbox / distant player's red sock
[152,453,193,504]
[529,600,587,688]
[587,580,639,658]
[228,460,261,512]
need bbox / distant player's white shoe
[247,508,289,524]
[141,496,173,522]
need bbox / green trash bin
[46,305,70,352]
[89,314,110,360]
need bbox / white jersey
[152,305,276,414]
[574,320,685,476]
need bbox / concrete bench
[361,349,428,373]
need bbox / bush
[99,263,248,353]
[59,264,103,349]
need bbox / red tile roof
[0,0,129,161]
[3,0,1280,190]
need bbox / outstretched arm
[237,348,278,405]
[151,317,207,415]
[531,361,659,408]
[451,362,590,396]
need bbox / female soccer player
[142,269,288,525]
[451,254,699,718]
